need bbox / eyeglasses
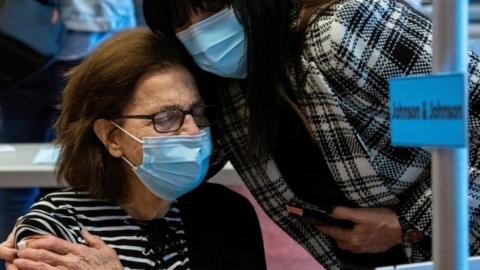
[115,105,217,133]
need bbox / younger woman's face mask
[111,122,213,201]
[176,7,247,79]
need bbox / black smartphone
[286,203,355,229]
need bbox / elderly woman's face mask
[112,122,213,202]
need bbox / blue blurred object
[0,0,65,56]
[470,39,480,55]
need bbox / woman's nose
[179,114,201,135]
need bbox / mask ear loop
[118,155,137,170]
[110,121,142,169]
[110,121,144,144]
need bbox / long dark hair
[143,0,338,158]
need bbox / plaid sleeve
[306,0,480,259]
[465,52,480,254]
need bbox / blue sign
[389,73,466,147]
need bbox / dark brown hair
[143,0,339,159]
[55,29,187,203]
[297,1,339,35]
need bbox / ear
[93,119,123,158]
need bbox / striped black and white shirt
[15,190,191,270]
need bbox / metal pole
[432,0,469,269]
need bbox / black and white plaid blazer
[207,0,480,269]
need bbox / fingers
[335,240,351,251]
[17,248,67,267]
[316,224,367,253]
[5,261,19,270]
[330,206,359,222]
[14,258,56,270]
[335,240,365,254]
[316,225,351,242]
[0,248,17,262]
[26,235,82,255]
[6,232,15,247]
[0,233,17,261]
[318,226,365,254]
[81,228,105,250]
[81,228,119,260]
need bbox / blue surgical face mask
[111,122,213,201]
[176,7,247,79]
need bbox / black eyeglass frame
[114,105,217,133]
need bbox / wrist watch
[398,215,424,244]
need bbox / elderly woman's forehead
[128,67,200,110]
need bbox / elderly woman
[1,29,266,270]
